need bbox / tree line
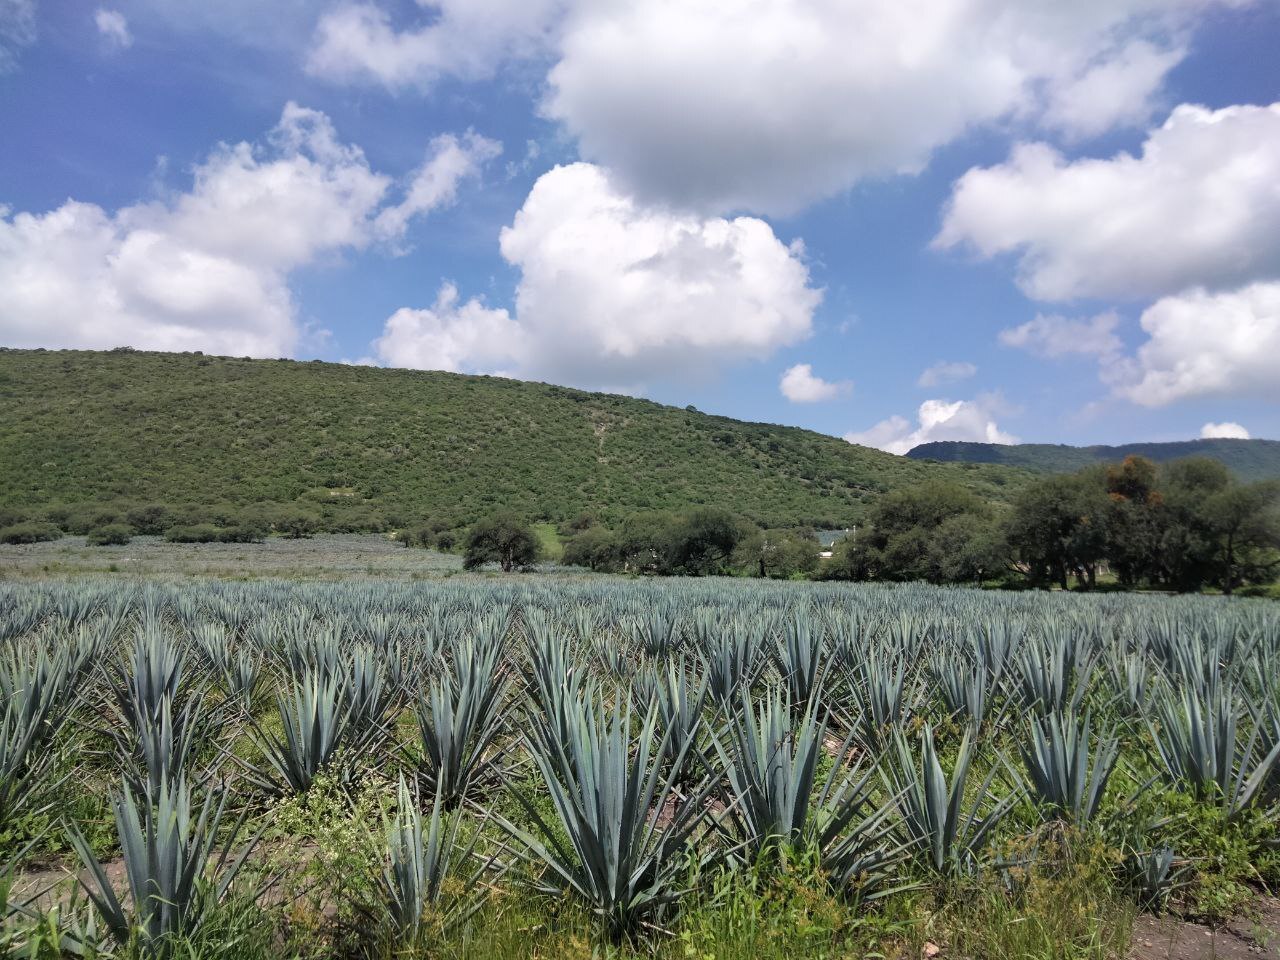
[468,454,1277,594]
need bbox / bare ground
[1130,897,1280,960]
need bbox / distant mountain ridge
[906,438,1280,483]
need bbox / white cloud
[845,396,1018,456]
[936,102,1280,301]
[306,0,1243,215]
[1042,40,1182,141]
[0,103,495,357]
[1106,282,1280,407]
[1201,421,1250,439]
[998,312,1123,358]
[95,8,132,50]
[369,162,821,389]
[307,0,563,90]
[780,363,851,403]
[373,283,523,373]
[917,360,977,387]
[543,0,1243,215]
[374,132,502,242]
[1,0,36,73]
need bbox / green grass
[0,348,1027,530]
[531,523,565,562]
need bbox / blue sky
[2,0,1278,452]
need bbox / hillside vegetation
[0,348,1023,530]
[907,438,1280,482]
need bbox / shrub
[86,523,133,546]
[165,523,226,544]
[0,521,62,545]
[165,521,266,544]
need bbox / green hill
[0,348,1025,530]
[906,439,1280,483]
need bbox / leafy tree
[1156,457,1234,591]
[273,506,321,539]
[1104,456,1164,586]
[1004,473,1109,589]
[829,482,1004,584]
[463,513,541,572]
[1202,480,1280,594]
[731,528,819,578]
[562,526,622,571]
[665,508,743,575]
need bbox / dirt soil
[1130,897,1280,960]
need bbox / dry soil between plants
[1129,897,1280,960]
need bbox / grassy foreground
[1,571,1277,959]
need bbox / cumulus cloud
[779,364,851,403]
[306,0,1242,214]
[845,396,1018,456]
[1201,421,1250,439]
[936,102,1280,301]
[0,103,497,357]
[545,0,1248,215]
[998,312,1123,358]
[374,132,501,241]
[373,283,523,373]
[1042,40,1182,140]
[1105,282,1280,407]
[307,0,563,89]
[1,0,36,73]
[369,162,821,389]
[95,8,132,50]
[917,360,977,387]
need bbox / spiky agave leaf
[363,775,489,945]
[412,635,509,808]
[880,724,1019,877]
[711,682,904,899]
[1019,709,1120,825]
[66,775,257,955]
[500,691,712,942]
[246,668,350,794]
[641,657,709,786]
[0,644,75,833]
[1147,683,1280,816]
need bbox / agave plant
[247,668,350,794]
[711,683,903,899]
[1019,709,1120,825]
[67,775,257,956]
[642,658,709,785]
[1147,683,1280,815]
[0,646,74,833]
[360,775,489,947]
[1123,848,1184,912]
[1012,636,1093,716]
[853,648,915,744]
[880,724,1019,877]
[113,626,186,730]
[500,691,711,941]
[930,650,991,727]
[344,644,400,742]
[775,614,826,709]
[698,620,765,708]
[412,636,509,808]
[117,695,209,797]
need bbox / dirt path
[1131,897,1280,960]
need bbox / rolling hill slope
[906,438,1280,482]
[0,349,1025,529]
